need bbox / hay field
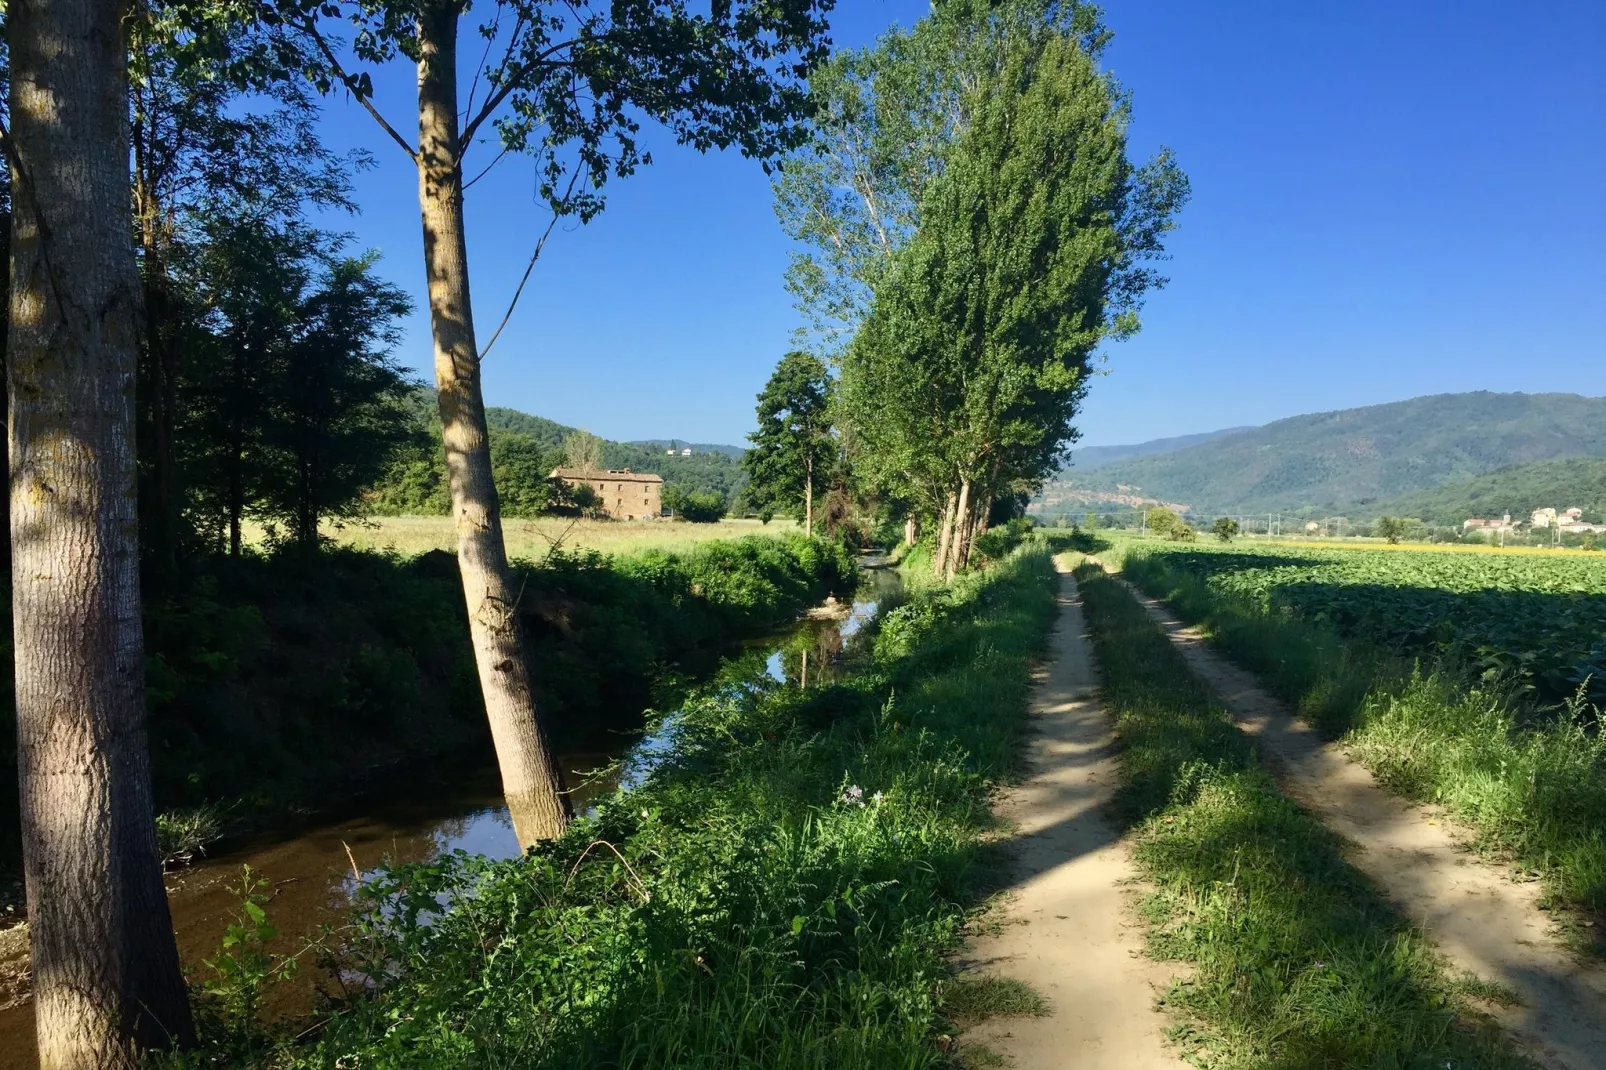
[318,514,800,560]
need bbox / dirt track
[1108,565,1606,1070]
[961,558,1181,1068]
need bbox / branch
[300,20,419,161]
[457,33,597,161]
[479,166,584,359]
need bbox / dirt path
[1106,565,1606,1070]
[960,559,1181,1069]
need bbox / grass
[187,541,1060,1068]
[1103,532,1606,940]
[260,514,801,560]
[1071,557,1532,1068]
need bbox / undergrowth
[186,542,1058,1067]
[1112,537,1606,932]
[1073,558,1532,1068]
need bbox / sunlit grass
[1072,559,1531,1067]
[242,515,800,561]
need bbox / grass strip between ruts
[1071,557,1532,1069]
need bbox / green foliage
[1144,507,1181,538]
[1374,515,1408,543]
[744,351,834,526]
[1210,517,1238,542]
[1115,538,1606,931]
[0,537,853,869]
[836,4,1187,527]
[196,867,300,1059]
[1073,562,1530,1067]
[1051,391,1606,515]
[239,543,1058,1068]
[1363,455,1606,527]
[677,490,727,524]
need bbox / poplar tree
[7,0,194,1061]
[281,0,833,844]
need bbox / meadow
[243,515,801,561]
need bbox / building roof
[549,466,664,484]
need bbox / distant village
[1463,507,1606,537]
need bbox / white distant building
[666,448,677,456]
[1529,506,1601,535]
[680,447,693,456]
[1531,507,1558,529]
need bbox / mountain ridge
[1038,391,1606,516]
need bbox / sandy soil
[1108,566,1606,1070]
[960,559,1182,1068]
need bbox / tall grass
[1114,537,1606,933]
[192,543,1060,1068]
[1073,559,1530,1068]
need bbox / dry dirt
[959,559,1183,1068]
[1106,564,1606,1070]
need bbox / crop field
[1121,540,1606,704]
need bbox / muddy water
[0,564,899,1067]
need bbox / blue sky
[314,0,1606,449]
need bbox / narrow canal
[0,561,901,1068]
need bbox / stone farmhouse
[550,467,663,520]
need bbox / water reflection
[0,563,901,1068]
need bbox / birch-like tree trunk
[934,490,957,576]
[415,0,568,846]
[7,0,195,1061]
[947,478,973,579]
[804,455,813,537]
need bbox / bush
[678,490,727,523]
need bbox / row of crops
[1120,540,1606,705]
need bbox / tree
[1212,517,1239,542]
[260,254,418,547]
[7,0,195,1058]
[836,5,1187,576]
[745,351,833,536]
[128,3,359,580]
[1146,507,1181,538]
[1376,516,1407,544]
[563,429,605,473]
[281,0,831,846]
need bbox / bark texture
[7,0,195,1062]
[415,1,568,846]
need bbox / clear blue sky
[313,0,1605,449]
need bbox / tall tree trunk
[934,490,957,576]
[948,477,972,579]
[416,0,568,846]
[7,0,195,1061]
[904,515,917,547]
[804,455,813,537]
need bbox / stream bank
[0,561,900,1070]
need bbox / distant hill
[1362,457,1606,527]
[631,439,746,460]
[371,389,749,514]
[1067,427,1254,472]
[1039,392,1606,516]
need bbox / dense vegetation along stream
[0,561,900,1069]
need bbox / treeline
[746,0,1188,569]
[368,388,751,517]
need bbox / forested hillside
[1360,456,1606,525]
[1067,425,1253,471]
[367,389,750,514]
[1046,392,1606,515]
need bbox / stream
[0,561,900,1068]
